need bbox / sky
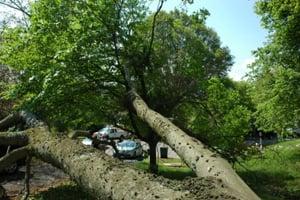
[149,0,268,80]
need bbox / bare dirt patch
[0,160,69,200]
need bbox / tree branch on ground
[128,90,260,200]
[0,116,238,200]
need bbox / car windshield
[99,127,110,133]
[118,141,136,148]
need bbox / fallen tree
[0,120,237,200]
[129,91,260,200]
[0,184,7,200]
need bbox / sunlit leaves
[251,0,300,134]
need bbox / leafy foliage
[0,0,253,160]
[250,0,300,134]
[0,1,232,130]
[188,77,252,161]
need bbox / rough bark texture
[130,91,260,200]
[0,131,28,146]
[0,113,22,130]
[0,111,255,200]
[0,146,28,172]
[0,128,236,200]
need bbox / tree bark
[0,128,238,200]
[0,113,22,130]
[0,111,245,199]
[0,131,28,146]
[129,91,260,200]
[0,147,28,172]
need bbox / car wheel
[5,163,18,174]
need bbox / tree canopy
[250,0,300,135]
[0,0,233,130]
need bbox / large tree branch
[128,90,260,200]
[146,0,164,66]
[0,1,31,17]
[0,131,28,146]
[0,146,28,172]
[25,127,235,200]
[0,110,243,199]
[0,113,23,131]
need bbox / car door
[110,128,117,138]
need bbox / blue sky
[149,0,268,80]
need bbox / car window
[119,141,136,148]
[100,127,109,133]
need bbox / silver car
[115,140,143,158]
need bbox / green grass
[236,139,300,200]
[135,158,196,180]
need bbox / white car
[93,126,130,140]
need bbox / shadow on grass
[238,170,300,200]
[286,151,300,163]
[32,184,94,200]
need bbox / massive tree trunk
[0,127,238,200]
[0,105,259,199]
[129,91,260,200]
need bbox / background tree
[249,0,300,135]
[0,1,261,198]
[178,77,252,162]
[0,0,234,171]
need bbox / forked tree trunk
[129,91,260,200]
[0,128,238,200]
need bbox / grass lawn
[135,157,196,180]
[236,139,300,200]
